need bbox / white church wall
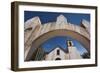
[45,47,67,60]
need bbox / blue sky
[24,11,90,25]
[24,11,90,55]
[41,36,87,55]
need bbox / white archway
[25,29,90,61]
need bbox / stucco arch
[25,29,90,61]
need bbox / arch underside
[25,29,90,61]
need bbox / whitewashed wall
[45,47,68,60]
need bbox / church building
[45,40,82,60]
[31,40,82,61]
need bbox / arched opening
[55,58,61,60]
[25,29,90,61]
[57,50,60,55]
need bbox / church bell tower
[67,40,82,59]
[67,40,73,47]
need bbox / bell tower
[67,40,82,59]
[67,40,73,47]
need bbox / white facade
[45,41,82,60]
[45,47,69,60]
